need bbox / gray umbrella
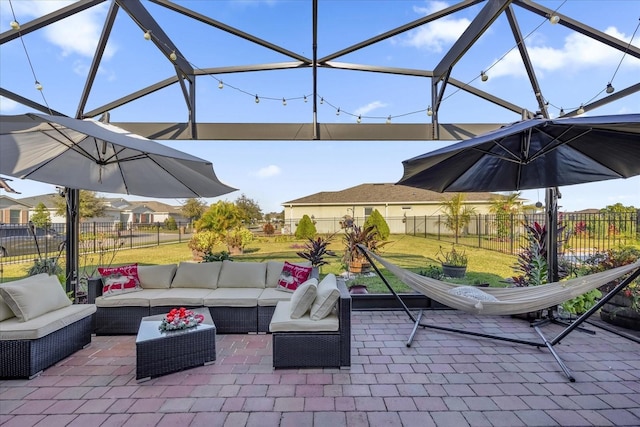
[399,114,640,192]
[0,113,236,198]
[397,114,640,281]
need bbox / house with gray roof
[282,183,506,234]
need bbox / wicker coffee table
[136,308,216,381]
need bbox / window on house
[364,207,373,220]
[9,209,21,224]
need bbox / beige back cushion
[0,294,16,321]
[171,262,222,289]
[266,260,312,288]
[309,274,340,321]
[217,260,267,288]
[289,278,318,319]
[0,273,71,322]
[138,264,177,289]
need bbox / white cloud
[4,1,116,60]
[396,2,470,53]
[488,27,640,79]
[354,101,387,116]
[0,97,19,113]
[255,165,281,178]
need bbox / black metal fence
[0,221,193,265]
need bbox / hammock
[363,249,640,316]
[357,245,640,382]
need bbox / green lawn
[1,234,518,293]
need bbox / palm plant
[439,193,476,244]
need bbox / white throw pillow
[448,286,498,302]
[309,274,340,321]
[0,273,71,322]
[289,278,318,319]
[171,261,222,289]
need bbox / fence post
[156,222,160,246]
[510,213,514,255]
[477,215,481,249]
[93,222,97,253]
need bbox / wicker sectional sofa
[89,260,351,368]
[0,273,96,379]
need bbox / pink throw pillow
[98,264,141,297]
[277,261,313,292]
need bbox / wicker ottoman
[136,308,216,381]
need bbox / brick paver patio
[1,310,639,426]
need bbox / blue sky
[1,0,639,213]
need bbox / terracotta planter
[441,264,466,278]
[600,294,640,331]
[349,260,371,274]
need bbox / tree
[30,202,52,228]
[489,192,522,240]
[265,210,284,224]
[440,193,476,244]
[181,198,207,224]
[235,194,263,224]
[600,203,636,236]
[196,201,243,237]
[363,209,390,240]
[54,190,105,219]
[295,215,317,240]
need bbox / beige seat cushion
[138,264,177,289]
[203,288,262,307]
[149,288,212,307]
[257,288,293,306]
[0,274,71,322]
[310,274,340,321]
[266,261,311,288]
[95,289,167,307]
[289,278,318,319]
[171,261,221,289]
[217,260,267,288]
[0,304,96,341]
[269,301,338,333]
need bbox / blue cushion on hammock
[448,286,499,302]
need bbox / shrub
[262,222,275,235]
[164,216,177,230]
[295,215,317,240]
[363,209,390,241]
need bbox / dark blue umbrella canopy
[398,114,640,192]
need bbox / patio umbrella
[1,112,236,294]
[397,113,640,280]
[0,113,236,198]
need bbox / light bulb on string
[357,115,361,124]
[386,116,391,124]
[218,81,223,89]
[480,71,488,82]
[10,21,20,30]
[255,94,260,104]
[282,98,287,106]
[427,106,433,116]
[606,83,614,94]
[336,107,340,116]
[143,30,151,40]
[549,14,560,24]
[303,95,307,103]
[320,97,324,104]
[577,105,585,115]
[35,81,42,91]
[169,51,177,61]
[559,107,564,116]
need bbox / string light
[549,14,560,24]
[169,50,177,61]
[427,106,433,116]
[255,94,260,104]
[577,105,585,115]
[218,80,223,89]
[320,97,324,104]
[336,107,340,116]
[282,97,287,106]
[303,95,307,103]
[606,83,614,94]
[35,81,42,91]
[357,115,361,123]
[386,115,391,124]
[10,20,20,30]
[559,107,564,116]
[480,71,488,82]
[143,30,151,40]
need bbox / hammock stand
[357,245,640,382]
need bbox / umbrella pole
[65,189,79,298]
[546,188,559,283]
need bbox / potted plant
[436,245,468,278]
[342,224,387,274]
[296,233,337,278]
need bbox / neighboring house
[282,183,503,234]
[0,195,31,224]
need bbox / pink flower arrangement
[159,307,204,332]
